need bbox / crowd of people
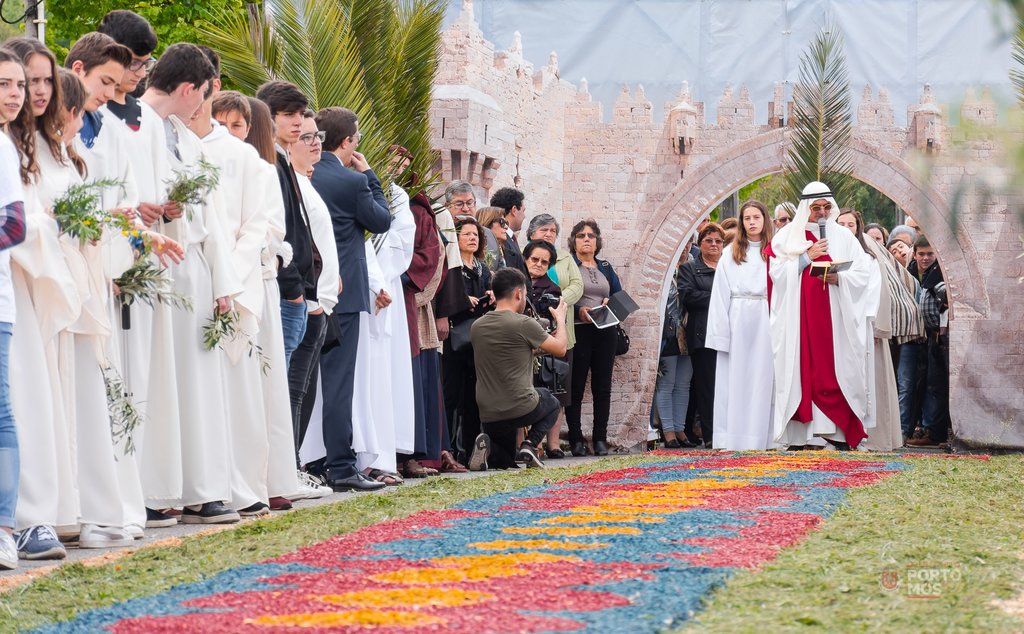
[655,185,950,455]
[0,12,953,573]
[0,11,631,571]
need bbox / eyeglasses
[777,217,791,224]
[576,232,597,239]
[299,131,326,145]
[450,200,476,210]
[128,57,158,73]
[702,238,725,246]
[527,256,551,266]
[809,203,832,213]
[349,132,362,142]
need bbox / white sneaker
[78,524,134,549]
[0,531,17,570]
[290,470,332,500]
[125,524,145,540]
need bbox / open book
[809,260,852,278]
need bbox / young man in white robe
[187,48,277,516]
[765,181,878,451]
[706,200,776,450]
[139,43,242,523]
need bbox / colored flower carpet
[39,453,907,633]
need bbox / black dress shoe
[679,438,699,448]
[328,473,386,492]
[571,441,588,457]
[593,441,609,456]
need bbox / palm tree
[784,24,855,205]
[201,0,445,196]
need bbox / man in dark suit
[310,107,392,492]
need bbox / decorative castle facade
[430,0,1024,450]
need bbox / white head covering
[771,181,840,258]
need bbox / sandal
[440,450,468,473]
[402,459,437,479]
[365,468,403,486]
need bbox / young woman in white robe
[706,200,776,450]
[32,128,136,546]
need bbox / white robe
[706,242,775,450]
[153,114,242,507]
[859,239,903,452]
[361,185,416,470]
[769,211,878,447]
[32,139,127,528]
[9,187,81,530]
[257,166,299,499]
[129,101,183,503]
[200,123,271,510]
[76,114,148,530]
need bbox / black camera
[535,293,560,318]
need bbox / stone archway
[613,129,994,449]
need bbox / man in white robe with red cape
[765,181,877,450]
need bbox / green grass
[0,456,652,632]
[679,454,1024,633]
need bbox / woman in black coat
[678,222,724,448]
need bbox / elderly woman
[565,220,622,456]
[679,222,724,448]
[441,216,494,465]
[526,214,583,458]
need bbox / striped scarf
[887,259,925,344]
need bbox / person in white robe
[356,183,415,480]
[706,200,775,450]
[766,181,878,450]
[139,44,242,522]
[836,210,903,452]
[189,83,274,515]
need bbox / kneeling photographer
[469,268,568,470]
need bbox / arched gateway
[432,5,1024,450]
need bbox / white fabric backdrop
[446,0,1015,125]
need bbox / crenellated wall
[431,0,1024,450]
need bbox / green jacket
[548,248,583,349]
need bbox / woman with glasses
[442,216,494,465]
[706,202,775,450]
[526,214,582,458]
[565,219,621,457]
[679,222,725,448]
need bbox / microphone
[818,218,827,242]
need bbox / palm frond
[1012,22,1024,104]
[201,0,445,200]
[785,24,856,204]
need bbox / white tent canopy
[446,0,1016,126]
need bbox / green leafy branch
[102,366,144,456]
[202,309,270,375]
[115,258,193,312]
[165,158,221,221]
[52,178,126,245]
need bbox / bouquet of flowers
[102,366,143,456]
[164,158,221,221]
[51,179,123,245]
[202,309,270,374]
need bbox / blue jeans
[654,355,693,434]
[279,299,308,369]
[0,322,17,530]
[897,342,926,438]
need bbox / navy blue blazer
[310,152,392,314]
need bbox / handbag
[615,324,630,356]
[449,318,476,353]
[537,354,571,394]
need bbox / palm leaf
[200,0,445,199]
[785,24,856,205]
[1012,22,1024,104]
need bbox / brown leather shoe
[906,436,940,447]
